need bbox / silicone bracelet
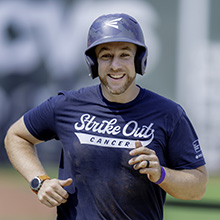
[155,166,166,184]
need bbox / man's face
[95,42,137,98]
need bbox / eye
[121,53,131,58]
[99,53,112,60]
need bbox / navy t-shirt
[24,85,205,220]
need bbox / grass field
[1,166,220,220]
[164,206,220,220]
[165,176,220,220]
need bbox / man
[4,13,208,220]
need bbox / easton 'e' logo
[104,18,122,29]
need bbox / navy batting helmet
[85,13,148,78]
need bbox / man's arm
[128,141,208,200]
[4,116,72,207]
[159,165,207,200]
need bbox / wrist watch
[30,175,51,194]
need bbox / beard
[99,73,136,95]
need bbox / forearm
[4,117,47,182]
[160,166,208,200]
[5,137,45,182]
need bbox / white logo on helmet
[105,18,122,29]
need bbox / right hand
[37,178,73,207]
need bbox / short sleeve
[24,97,58,141]
[166,109,206,169]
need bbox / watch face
[31,177,40,191]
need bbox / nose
[110,56,121,71]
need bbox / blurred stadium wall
[0,0,219,175]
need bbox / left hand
[128,140,162,183]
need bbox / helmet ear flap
[85,51,98,79]
[135,47,148,75]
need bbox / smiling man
[4,13,208,220]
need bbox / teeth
[110,74,124,79]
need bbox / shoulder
[140,88,194,138]
[141,88,184,116]
[59,85,99,98]
[51,85,100,105]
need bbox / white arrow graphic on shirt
[75,132,153,149]
[105,18,122,29]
